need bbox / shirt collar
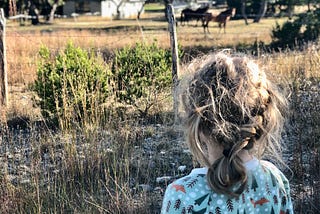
[190,157,259,175]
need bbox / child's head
[180,52,288,196]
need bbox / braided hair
[180,52,288,197]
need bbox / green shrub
[33,43,111,129]
[302,8,320,41]
[271,8,320,49]
[111,42,173,116]
[271,21,302,49]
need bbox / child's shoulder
[260,160,285,175]
[167,167,209,192]
[260,159,279,169]
[259,159,290,186]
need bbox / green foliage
[271,7,320,49]
[271,21,302,48]
[111,42,173,116]
[33,43,111,128]
[302,8,320,41]
[47,0,64,6]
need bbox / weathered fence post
[166,2,180,124]
[0,9,8,107]
[0,8,8,107]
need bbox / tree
[228,0,269,23]
[47,0,64,22]
[271,6,320,48]
[240,0,248,25]
[2,0,65,23]
[253,0,268,22]
[227,0,316,24]
[29,2,39,25]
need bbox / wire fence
[5,19,172,85]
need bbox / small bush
[33,43,111,129]
[271,8,320,49]
[111,42,173,116]
[271,21,302,49]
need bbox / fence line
[0,8,8,106]
[4,24,171,86]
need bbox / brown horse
[202,8,236,34]
[180,5,210,26]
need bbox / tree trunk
[117,0,125,19]
[137,2,146,19]
[287,0,294,20]
[253,0,267,23]
[241,0,248,25]
[48,0,59,23]
[29,3,39,25]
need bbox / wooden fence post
[167,3,180,124]
[0,8,8,107]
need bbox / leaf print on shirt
[171,184,186,193]
[226,198,233,211]
[215,207,221,214]
[181,207,186,214]
[266,182,271,195]
[174,199,181,210]
[245,186,250,193]
[166,200,171,212]
[273,195,278,204]
[187,205,194,213]
[187,178,198,188]
[241,193,246,203]
[194,194,209,206]
[281,196,287,206]
[251,175,258,191]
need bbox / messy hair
[180,52,288,197]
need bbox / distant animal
[180,5,209,26]
[201,8,236,34]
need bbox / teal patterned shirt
[161,158,293,214]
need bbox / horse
[202,8,236,34]
[180,5,209,26]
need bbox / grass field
[5,7,288,85]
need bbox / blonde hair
[180,52,288,197]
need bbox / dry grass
[5,13,288,85]
[1,9,320,213]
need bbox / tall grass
[0,115,168,213]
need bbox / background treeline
[1,0,320,19]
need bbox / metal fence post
[167,3,180,125]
